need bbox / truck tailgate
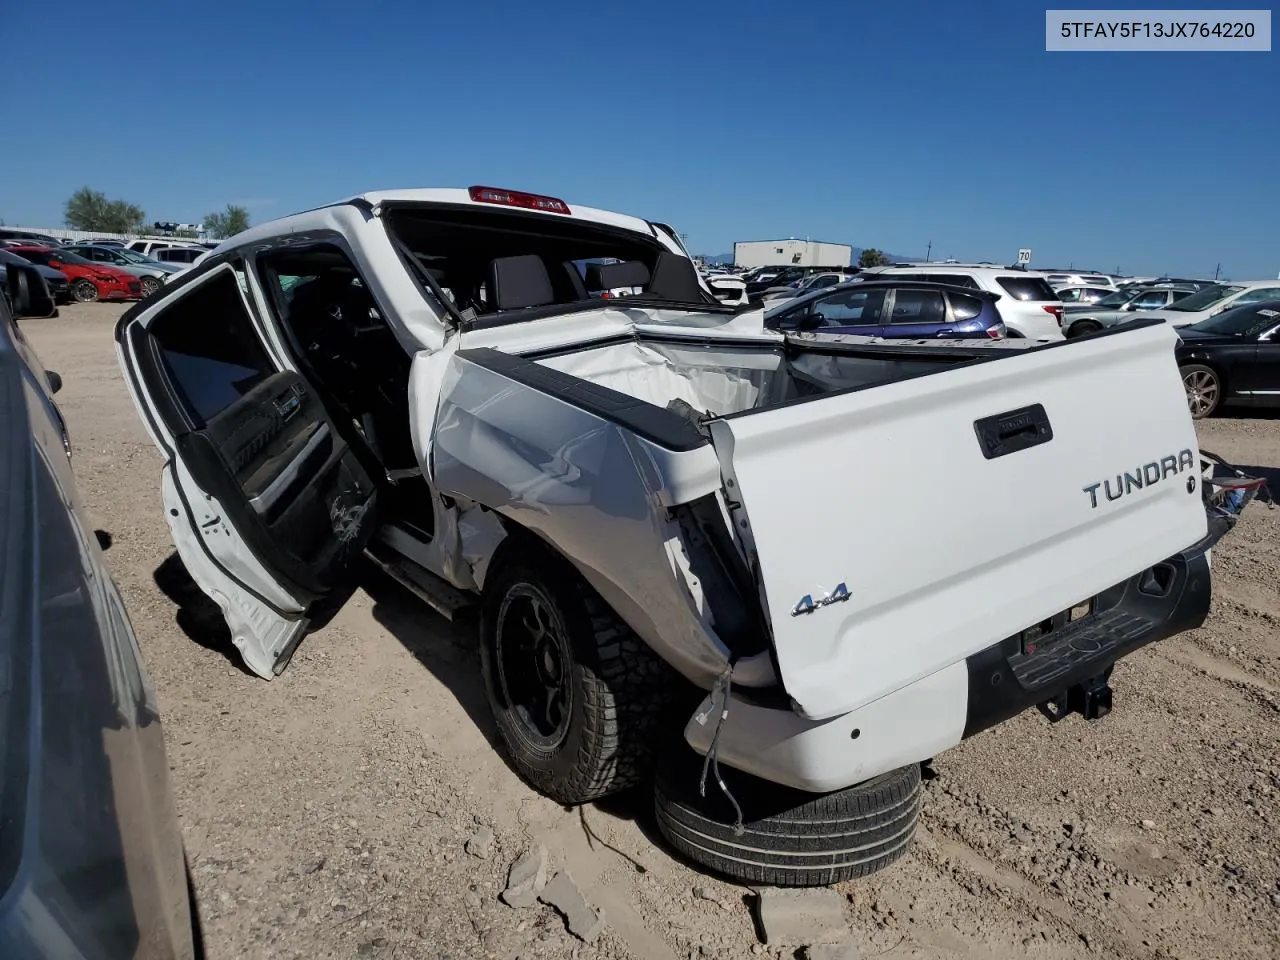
[709,323,1206,720]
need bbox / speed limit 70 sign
[1017,248,1032,265]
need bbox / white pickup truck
[116,187,1226,887]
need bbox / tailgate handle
[974,404,1053,459]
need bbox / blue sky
[2,1,1276,277]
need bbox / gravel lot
[24,303,1280,959]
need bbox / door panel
[1234,337,1280,397]
[168,369,377,596]
[117,262,380,678]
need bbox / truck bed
[431,318,1207,720]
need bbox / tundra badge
[1082,448,1196,508]
[792,582,851,616]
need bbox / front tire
[141,276,161,297]
[71,278,99,303]
[654,747,922,887]
[1181,363,1222,419]
[480,549,676,804]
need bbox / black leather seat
[584,260,651,294]
[486,255,556,310]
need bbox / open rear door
[115,262,380,678]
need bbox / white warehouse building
[733,239,852,269]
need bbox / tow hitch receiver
[1038,669,1114,723]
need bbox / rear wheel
[1181,363,1222,419]
[1067,319,1101,338]
[71,278,98,303]
[654,747,921,887]
[480,547,678,804]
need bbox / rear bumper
[1006,307,1066,340]
[961,530,1212,738]
[683,535,1214,793]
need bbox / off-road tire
[480,550,677,805]
[654,746,921,886]
[71,278,98,303]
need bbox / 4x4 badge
[791,583,851,617]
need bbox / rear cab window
[996,276,1058,302]
[383,204,714,324]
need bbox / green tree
[64,187,145,233]
[858,247,889,268]
[203,204,251,239]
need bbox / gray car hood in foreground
[0,324,196,958]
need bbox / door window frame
[130,259,281,438]
[243,231,413,364]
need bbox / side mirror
[797,312,823,331]
[5,264,56,319]
[46,370,63,394]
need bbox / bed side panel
[429,353,731,687]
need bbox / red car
[9,246,142,302]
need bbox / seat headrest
[487,255,555,311]
[646,252,705,303]
[585,260,651,292]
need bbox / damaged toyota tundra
[116,187,1247,887]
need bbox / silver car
[1061,285,1197,338]
[0,264,201,958]
[64,244,181,297]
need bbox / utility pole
[925,240,932,262]
[1214,263,1221,281]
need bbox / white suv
[127,238,207,258]
[1044,272,1116,289]
[858,264,1065,339]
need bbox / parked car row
[6,246,143,302]
[0,239,220,303]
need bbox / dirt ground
[24,303,1280,960]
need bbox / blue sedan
[764,280,1006,339]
